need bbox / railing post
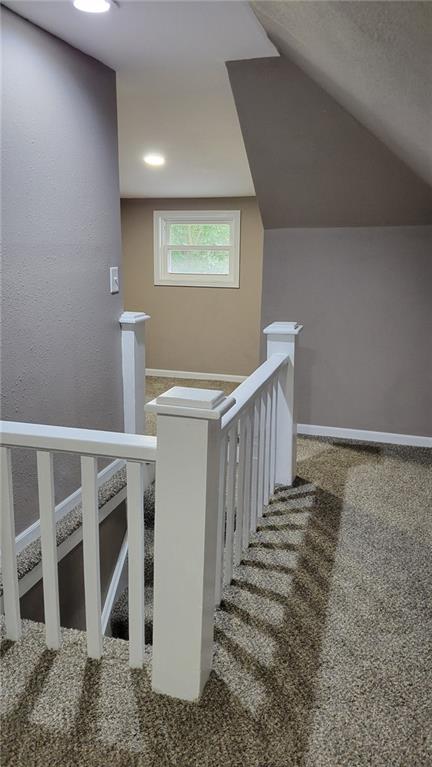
[119,312,150,434]
[147,386,235,701]
[263,322,303,486]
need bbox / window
[154,210,240,288]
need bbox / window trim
[153,210,241,288]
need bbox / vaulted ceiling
[4,1,431,195]
[252,1,432,186]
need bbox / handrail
[0,421,157,462]
[221,352,289,432]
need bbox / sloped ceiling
[252,1,432,187]
[227,55,432,228]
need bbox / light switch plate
[110,266,119,294]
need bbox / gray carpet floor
[1,433,431,766]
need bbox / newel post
[119,312,150,434]
[147,387,235,701]
[264,322,303,486]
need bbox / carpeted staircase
[110,484,155,643]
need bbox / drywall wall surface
[227,55,432,229]
[121,197,263,376]
[228,52,432,436]
[262,226,432,436]
[1,9,124,532]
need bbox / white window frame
[153,210,241,288]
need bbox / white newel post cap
[146,386,235,420]
[263,322,303,338]
[119,311,151,328]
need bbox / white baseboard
[15,458,126,554]
[146,368,246,383]
[297,424,432,448]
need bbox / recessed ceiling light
[143,153,166,167]
[73,0,111,13]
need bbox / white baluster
[215,433,228,607]
[234,416,247,566]
[242,407,253,550]
[270,379,277,494]
[126,460,145,667]
[0,447,21,641]
[224,424,237,586]
[250,398,260,532]
[257,392,266,517]
[37,451,61,650]
[81,456,102,659]
[264,384,272,505]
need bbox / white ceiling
[253,1,432,186]
[5,0,277,197]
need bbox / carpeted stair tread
[0,466,128,596]
[110,584,154,643]
[143,483,155,529]
[110,482,155,643]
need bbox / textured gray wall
[228,54,432,437]
[1,9,124,533]
[263,226,432,436]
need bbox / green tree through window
[154,210,240,287]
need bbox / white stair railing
[217,353,289,597]
[148,321,302,701]
[0,422,156,666]
[1,321,302,703]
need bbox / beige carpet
[145,376,239,436]
[1,382,431,765]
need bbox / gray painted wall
[1,9,124,533]
[263,226,432,437]
[228,54,432,437]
